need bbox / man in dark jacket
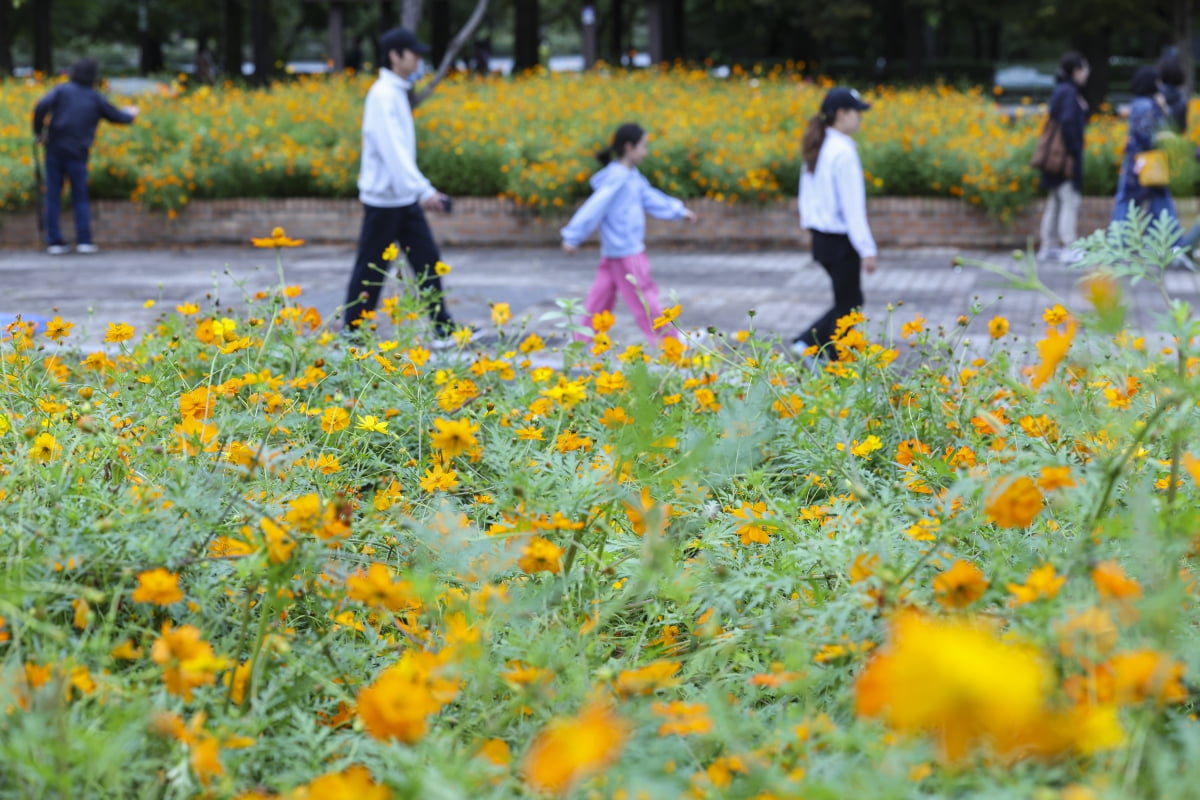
[31,59,139,255]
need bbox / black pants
[794,231,863,353]
[344,203,454,331]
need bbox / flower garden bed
[5,69,1200,223]
[2,221,1199,797]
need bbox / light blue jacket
[560,163,688,258]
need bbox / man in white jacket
[343,27,458,338]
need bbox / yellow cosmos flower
[490,302,512,326]
[320,406,350,434]
[430,417,480,457]
[44,315,73,340]
[988,316,1009,339]
[104,322,135,343]
[355,414,388,433]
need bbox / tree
[0,0,13,76]
[513,0,539,71]
[223,0,244,78]
[250,0,273,84]
[413,0,489,105]
[33,0,52,74]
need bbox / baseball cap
[820,87,871,117]
[380,27,431,58]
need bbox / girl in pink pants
[561,123,696,343]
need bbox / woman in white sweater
[793,87,877,362]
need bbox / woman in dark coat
[1037,52,1090,263]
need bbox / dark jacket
[1042,80,1088,192]
[1163,84,1188,132]
[31,80,134,160]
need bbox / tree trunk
[33,0,53,75]
[376,1,396,65]
[223,0,244,78]
[402,0,423,31]
[1174,0,1193,95]
[665,0,683,62]
[1079,28,1113,109]
[903,1,926,79]
[514,0,540,72]
[0,0,12,77]
[140,34,165,74]
[608,0,624,64]
[330,1,347,70]
[413,0,489,106]
[431,0,450,65]
[251,0,273,84]
[647,0,662,63]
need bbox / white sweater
[357,69,437,207]
[798,128,877,258]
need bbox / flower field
[3,223,1200,798]
[4,68,1200,221]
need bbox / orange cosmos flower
[932,559,989,609]
[522,703,629,796]
[250,226,305,247]
[132,567,184,606]
[984,475,1044,528]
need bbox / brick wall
[2,196,1195,250]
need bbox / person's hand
[863,255,877,274]
[421,191,447,212]
[562,242,577,255]
[681,208,697,222]
[122,105,140,119]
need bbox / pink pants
[579,252,677,343]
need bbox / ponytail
[801,114,827,173]
[596,122,646,166]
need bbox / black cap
[380,27,431,59]
[820,87,871,119]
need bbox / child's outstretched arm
[640,182,695,221]
[560,180,625,252]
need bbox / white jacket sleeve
[834,150,877,258]
[366,94,436,202]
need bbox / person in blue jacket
[561,123,696,344]
[1037,52,1090,263]
[1112,66,1177,233]
[31,59,139,255]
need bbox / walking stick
[32,137,45,241]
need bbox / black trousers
[794,231,863,352]
[343,203,454,331]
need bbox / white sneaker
[1036,247,1061,262]
[1058,248,1084,264]
[46,244,70,255]
[76,243,99,254]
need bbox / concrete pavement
[1,245,1197,354]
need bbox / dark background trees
[3,0,1197,102]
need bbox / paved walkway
[1,245,1197,354]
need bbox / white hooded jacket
[357,68,437,207]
